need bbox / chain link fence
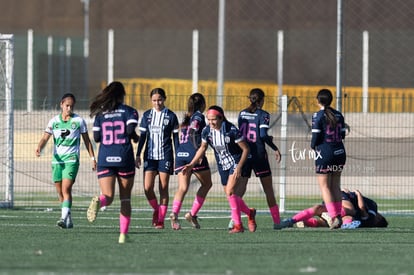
[1,0,414,213]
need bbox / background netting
[0,0,413,213]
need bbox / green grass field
[0,209,413,275]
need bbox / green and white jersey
[45,113,88,164]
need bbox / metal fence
[10,94,414,214]
[3,0,414,110]
[1,0,414,213]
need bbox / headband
[207,109,223,117]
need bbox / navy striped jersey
[139,107,179,160]
[238,108,271,156]
[201,120,244,170]
[93,104,139,167]
[45,113,88,164]
[177,110,206,153]
[311,108,346,149]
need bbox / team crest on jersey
[71,123,77,130]
[225,136,230,143]
[163,119,169,125]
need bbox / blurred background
[1,0,414,110]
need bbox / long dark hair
[316,89,337,127]
[150,87,167,99]
[246,88,265,113]
[182,93,206,126]
[90,81,126,117]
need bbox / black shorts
[241,153,271,178]
[97,162,136,179]
[315,144,346,174]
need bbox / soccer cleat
[277,218,295,229]
[118,233,128,244]
[185,212,201,229]
[87,196,100,223]
[56,219,66,229]
[152,209,159,227]
[321,212,333,227]
[330,215,343,229]
[247,208,257,232]
[341,220,361,229]
[65,214,73,229]
[169,212,181,230]
[228,219,234,230]
[229,224,244,234]
[294,221,305,228]
[273,223,282,230]
[154,221,164,229]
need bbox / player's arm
[126,122,139,143]
[260,127,281,162]
[310,112,323,149]
[35,132,52,157]
[182,141,208,175]
[81,132,97,170]
[135,130,147,168]
[173,129,179,153]
[189,128,198,149]
[354,190,368,219]
[172,114,180,152]
[234,139,250,179]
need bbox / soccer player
[236,88,282,230]
[311,89,347,229]
[135,88,179,229]
[170,93,212,230]
[86,81,139,244]
[341,189,388,228]
[35,93,96,229]
[182,105,255,233]
[278,189,388,229]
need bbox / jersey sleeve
[45,117,55,134]
[231,124,244,143]
[79,117,88,134]
[259,111,271,139]
[201,126,210,143]
[172,112,180,133]
[310,111,323,149]
[92,115,102,142]
[139,110,149,133]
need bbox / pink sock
[148,199,159,211]
[228,195,242,225]
[334,201,342,217]
[158,205,167,223]
[236,196,250,215]
[172,200,182,215]
[325,202,340,218]
[292,208,315,222]
[120,214,130,234]
[269,205,281,224]
[99,195,107,207]
[190,195,205,216]
[304,218,319,227]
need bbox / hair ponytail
[246,88,265,113]
[316,89,337,127]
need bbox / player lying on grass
[277,189,388,229]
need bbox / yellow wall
[118,78,414,113]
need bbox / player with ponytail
[237,88,282,230]
[311,88,347,229]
